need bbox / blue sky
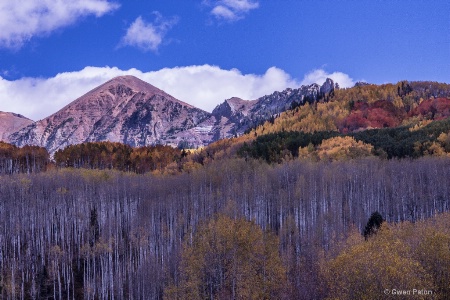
[0,0,449,120]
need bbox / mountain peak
[112,75,138,80]
[107,75,148,85]
[99,75,164,95]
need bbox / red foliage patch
[410,98,450,120]
[341,100,406,133]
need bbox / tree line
[0,141,187,175]
[54,142,184,173]
[0,141,49,174]
[2,114,450,176]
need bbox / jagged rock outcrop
[211,97,257,138]
[0,112,33,142]
[354,81,370,87]
[212,97,256,120]
[320,78,335,95]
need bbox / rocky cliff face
[211,97,257,138]
[0,112,33,142]
[320,78,335,95]
[6,76,336,153]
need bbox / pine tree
[363,211,383,240]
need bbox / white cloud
[211,6,236,20]
[301,69,355,88]
[204,0,259,22]
[0,66,353,121]
[0,65,296,120]
[0,0,119,49]
[120,13,178,52]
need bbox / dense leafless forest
[0,157,449,299]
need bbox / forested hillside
[187,80,450,165]
[248,80,450,137]
[237,117,450,163]
[0,157,449,299]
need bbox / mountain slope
[9,76,213,153]
[7,76,339,154]
[0,112,33,142]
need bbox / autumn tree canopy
[0,141,49,174]
[165,214,288,299]
[54,141,182,173]
[321,224,434,300]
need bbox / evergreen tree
[363,211,384,240]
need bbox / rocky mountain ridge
[211,78,337,137]
[4,75,336,153]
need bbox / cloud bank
[0,0,119,48]
[0,66,354,121]
[120,12,178,52]
[204,0,259,22]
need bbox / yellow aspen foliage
[437,132,450,152]
[415,231,450,297]
[408,119,433,131]
[412,132,450,157]
[298,142,319,161]
[392,96,405,109]
[165,214,288,300]
[400,213,450,298]
[250,100,349,137]
[321,224,434,300]
[181,160,203,173]
[437,132,449,144]
[300,136,374,161]
[424,142,448,157]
